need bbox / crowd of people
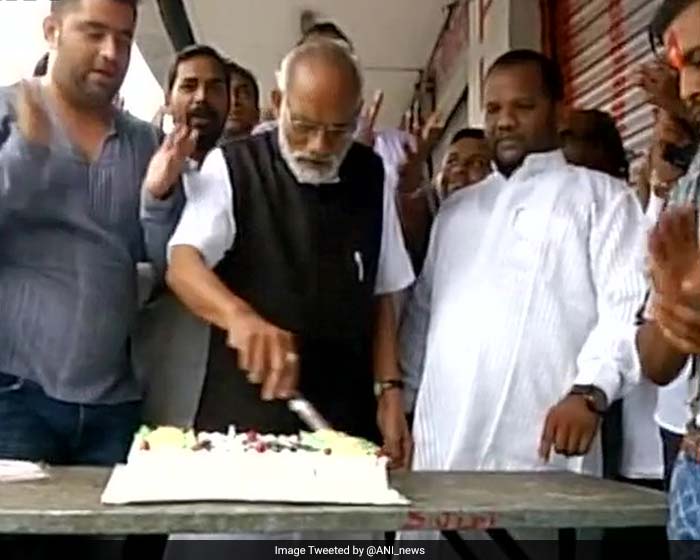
[1,0,700,555]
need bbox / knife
[288,396,331,431]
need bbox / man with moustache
[433,128,492,201]
[0,0,184,466]
[165,40,414,465]
[404,50,649,477]
[221,61,260,142]
[132,45,231,427]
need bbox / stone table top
[0,468,667,534]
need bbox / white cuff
[574,324,642,403]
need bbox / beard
[278,123,352,185]
[186,105,225,153]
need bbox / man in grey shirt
[0,0,187,466]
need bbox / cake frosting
[101,426,408,506]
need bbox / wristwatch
[374,379,404,398]
[569,385,608,415]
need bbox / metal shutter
[555,0,661,163]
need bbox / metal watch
[569,384,608,415]
[374,379,404,398]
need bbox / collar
[494,149,568,181]
[106,109,126,139]
[690,146,700,175]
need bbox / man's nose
[496,107,517,131]
[193,85,207,103]
[679,67,700,105]
[306,128,333,154]
[98,35,119,63]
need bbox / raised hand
[649,206,700,353]
[143,123,197,199]
[355,90,384,147]
[15,80,52,146]
[635,61,689,121]
[397,109,444,194]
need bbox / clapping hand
[635,62,689,121]
[15,80,52,146]
[649,206,700,353]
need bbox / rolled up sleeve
[167,148,236,269]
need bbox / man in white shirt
[561,108,666,494]
[165,40,414,467]
[401,49,648,475]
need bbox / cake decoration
[101,425,408,506]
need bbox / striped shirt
[0,84,182,404]
[402,150,648,473]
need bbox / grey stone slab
[0,468,667,534]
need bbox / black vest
[195,131,384,441]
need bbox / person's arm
[396,186,433,273]
[140,184,184,282]
[166,148,298,401]
[636,320,689,385]
[373,163,416,468]
[373,294,402,383]
[167,245,246,331]
[398,216,438,412]
[540,182,648,461]
[572,185,649,400]
[0,82,53,225]
[139,125,195,281]
[636,204,700,385]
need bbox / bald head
[275,40,363,185]
[279,40,363,109]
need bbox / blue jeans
[0,372,140,465]
[670,451,700,542]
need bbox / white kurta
[402,150,648,475]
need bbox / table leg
[558,528,576,560]
[122,534,168,560]
[486,529,533,560]
[441,531,480,560]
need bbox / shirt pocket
[508,206,545,269]
[508,206,570,280]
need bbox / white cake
[101,426,408,505]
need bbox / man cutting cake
[160,39,414,469]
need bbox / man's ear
[43,15,60,50]
[270,88,282,117]
[555,102,569,135]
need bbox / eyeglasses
[284,100,358,143]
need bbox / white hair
[276,40,364,101]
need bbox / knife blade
[288,396,331,431]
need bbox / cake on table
[101,426,408,505]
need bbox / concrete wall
[433,0,542,131]
[135,0,176,90]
